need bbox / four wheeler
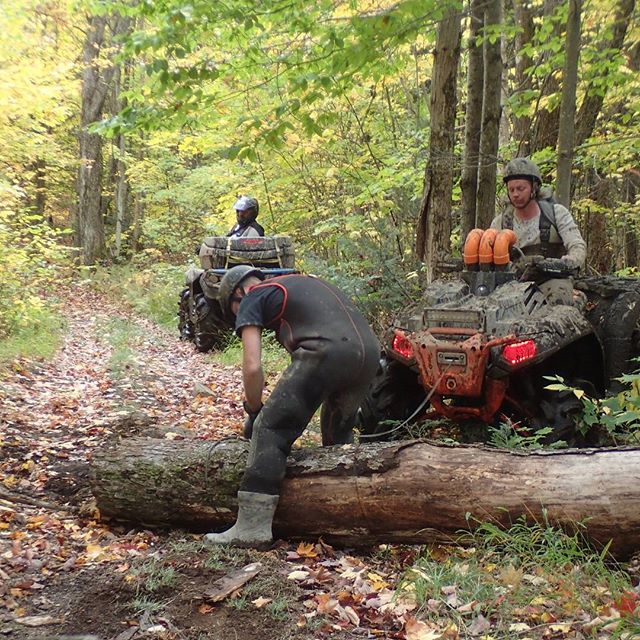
[358,228,640,443]
[178,236,296,352]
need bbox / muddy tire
[193,294,232,353]
[177,288,195,342]
[526,377,598,445]
[357,357,425,441]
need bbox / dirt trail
[0,284,284,639]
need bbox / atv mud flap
[407,328,514,422]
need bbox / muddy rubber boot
[203,491,279,548]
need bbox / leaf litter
[0,283,638,639]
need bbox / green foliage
[488,420,567,450]
[465,512,619,575]
[400,514,634,635]
[90,262,185,328]
[0,306,66,365]
[0,182,71,339]
[213,333,289,377]
[544,374,640,444]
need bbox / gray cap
[503,158,542,184]
[218,265,264,319]
[233,196,259,212]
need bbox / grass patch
[398,514,636,637]
[0,306,66,366]
[211,333,289,377]
[89,263,184,329]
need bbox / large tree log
[90,437,640,558]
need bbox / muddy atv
[178,236,296,352]
[358,231,640,444]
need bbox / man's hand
[242,401,263,439]
[559,255,580,270]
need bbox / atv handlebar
[516,255,579,279]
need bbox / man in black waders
[204,266,380,548]
[490,158,586,305]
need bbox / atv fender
[184,267,204,286]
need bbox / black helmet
[218,265,264,319]
[503,158,542,185]
[233,195,259,216]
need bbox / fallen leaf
[467,614,490,637]
[252,596,272,608]
[296,541,318,558]
[287,570,310,581]
[405,616,442,640]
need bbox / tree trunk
[90,437,640,559]
[511,0,535,154]
[476,0,503,229]
[574,0,635,149]
[460,0,484,241]
[530,0,563,156]
[583,170,614,273]
[416,8,462,279]
[77,13,130,265]
[555,0,581,207]
[77,14,108,264]
[623,170,640,269]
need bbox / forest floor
[0,283,639,640]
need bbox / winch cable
[358,364,452,440]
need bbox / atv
[358,229,640,443]
[178,235,296,352]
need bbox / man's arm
[553,204,587,268]
[241,325,264,412]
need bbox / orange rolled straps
[478,229,498,271]
[493,229,517,270]
[463,228,484,271]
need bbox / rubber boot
[203,491,279,548]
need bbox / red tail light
[502,340,537,365]
[391,332,414,360]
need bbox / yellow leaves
[3,475,19,489]
[296,541,318,558]
[367,571,390,591]
[84,544,106,561]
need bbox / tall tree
[574,0,635,148]
[77,12,129,265]
[530,0,564,155]
[511,0,535,154]
[416,7,463,280]
[460,0,484,241]
[555,0,581,206]
[476,0,503,228]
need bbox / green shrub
[0,182,71,339]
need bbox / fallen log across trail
[90,437,640,558]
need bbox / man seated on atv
[227,195,265,238]
[490,157,587,305]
